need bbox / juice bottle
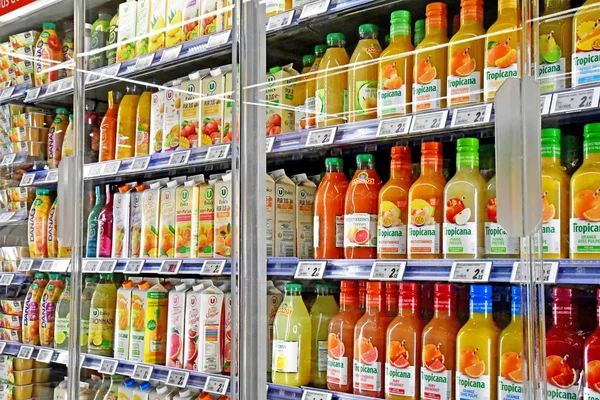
[353,281,388,397]
[414,19,425,47]
[316,33,350,127]
[408,142,446,259]
[54,276,70,350]
[344,154,382,259]
[267,281,283,374]
[47,197,58,258]
[81,275,97,352]
[99,91,121,162]
[314,157,349,259]
[61,114,74,158]
[272,282,311,386]
[546,288,583,399]
[115,279,134,360]
[385,282,423,400]
[498,287,524,400]
[539,0,572,91]
[89,13,111,70]
[86,186,105,257]
[135,86,153,156]
[378,146,412,259]
[22,273,49,345]
[47,108,70,169]
[28,189,52,258]
[296,54,314,130]
[572,0,600,87]
[348,24,381,122]
[384,282,399,327]
[413,3,449,111]
[443,138,486,258]
[570,123,600,258]
[310,283,339,388]
[585,289,600,399]
[541,128,569,258]
[116,85,141,159]
[447,0,485,106]
[34,22,62,86]
[88,273,117,356]
[359,281,367,312]
[378,11,414,117]
[421,283,462,400]
[484,0,519,101]
[455,285,500,400]
[39,273,65,346]
[305,44,326,128]
[97,184,114,258]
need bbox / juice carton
[266,64,296,136]
[159,177,186,257]
[133,382,153,400]
[182,0,199,41]
[197,282,224,372]
[175,180,200,258]
[130,280,151,362]
[179,71,204,149]
[266,174,275,257]
[222,283,232,373]
[267,281,283,373]
[166,0,186,48]
[39,273,64,346]
[224,0,232,29]
[162,80,183,152]
[166,282,189,368]
[144,281,169,364]
[141,180,166,258]
[136,0,151,56]
[269,169,296,257]
[198,177,214,257]
[150,385,178,400]
[222,66,234,142]
[184,282,205,370]
[291,173,316,259]
[129,184,146,258]
[149,0,167,53]
[200,0,223,35]
[200,67,225,145]
[213,173,232,257]
[150,90,165,154]
[10,31,39,49]
[115,280,134,360]
[117,1,138,62]
[112,183,137,259]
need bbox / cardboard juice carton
[266,174,275,257]
[213,173,232,258]
[221,283,232,373]
[224,0,232,30]
[266,64,296,135]
[150,90,165,154]
[184,282,204,370]
[267,281,283,373]
[166,0,186,48]
[200,0,223,35]
[197,282,224,373]
[140,180,167,258]
[166,282,189,368]
[115,280,134,360]
[201,68,226,145]
[158,177,186,257]
[129,184,146,258]
[112,183,136,258]
[269,169,296,257]
[129,280,152,362]
[222,66,234,142]
[175,180,200,258]
[162,80,183,152]
[117,1,138,62]
[198,178,215,258]
[182,0,199,41]
[136,0,151,56]
[265,0,287,16]
[179,71,203,149]
[291,173,316,259]
[149,0,167,52]
[144,281,169,364]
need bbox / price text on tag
[266,10,294,31]
[132,364,153,381]
[550,87,600,113]
[160,260,182,274]
[129,156,151,172]
[207,30,231,48]
[0,86,14,100]
[24,87,41,102]
[450,103,492,127]
[160,45,182,63]
[1,153,16,166]
[204,376,229,395]
[295,261,327,279]
[299,0,331,19]
[135,53,155,70]
[511,261,559,284]
[83,259,101,273]
[369,262,406,281]
[266,136,275,153]
[19,173,35,186]
[103,63,121,77]
[98,358,119,375]
[166,370,189,388]
[45,82,60,96]
[0,274,13,285]
[540,94,552,115]
[102,160,121,176]
[45,169,58,183]
[449,261,492,283]
[124,260,145,274]
[17,346,34,360]
[205,144,230,161]
[18,259,33,272]
[86,163,104,178]
[36,349,54,363]
[39,260,55,272]
[301,390,333,400]
[200,259,226,275]
[98,260,117,273]
[410,110,449,133]
[169,150,191,166]
[377,116,412,137]
[53,259,70,272]
[305,127,336,147]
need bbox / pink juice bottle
[97,184,115,257]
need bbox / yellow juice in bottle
[88,273,117,356]
[413,2,448,111]
[305,44,327,128]
[348,24,381,123]
[447,0,485,106]
[39,273,64,347]
[539,0,572,91]
[116,85,141,159]
[295,54,314,130]
[309,283,339,387]
[316,33,349,127]
[378,10,414,117]
[498,287,524,400]
[572,0,600,87]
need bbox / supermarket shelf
[0,272,28,286]
[0,82,29,105]
[18,168,58,187]
[268,383,379,400]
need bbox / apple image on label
[455,208,471,225]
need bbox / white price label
[0,342,5,354]
[134,53,155,70]
[0,212,14,222]
[18,259,33,272]
[24,87,41,102]
[129,156,151,172]
[410,110,448,132]
[301,390,333,400]
[39,260,55,272]
[53,259,70,272]
[295,261,326,279]
[86,70,102,84]
[132,364,153,381]
[266,10,294,31]
[160,259,182,274]
[45,82,60,96]
[36,349,54,363]
[0,274,13,285]
[266,136,275,153]
[45,169,58,183]
[98,358,119,375]
[169,150,191,166]
[510,261,559,284]
[449,261,492,282]
[369,262,406,281]
[19,173,36,186]
[550,87,600,113]
[59,78,74,92]
[205,144,230,161]
[17,346,34,360]
[80,354,86,368]
[540,94,552,115]
[160,45,182,63]
[124,260,145,274]
[1,153,16,166]
[299,0,331,19]
[166,369,189,388]
[207,30,231,48]
[450,103,492,127]
[85,163,104,178]
[83,259,101,273]
[56,351,69,364]
[305,127,336,147]
[98,259,117,273]
[102,160,121,176]
[103,63,121,77]
[200,259,226,275]
[204,376,229,395]
[376,116,412,137]
[0,86,14,100]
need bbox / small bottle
[97,184,114,258]
[310,283,339,388]
[61,114,74,159]
[61,22,74,78]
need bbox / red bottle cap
[399,282,418,293]
[434,283,454,294]
[552,287,572,299]
[422,142,442,154]
[367,281,382,294]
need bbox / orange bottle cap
[340,280,358,290]
[139,281,150,290]
[425,2,448,29]
[135,183,146,192]
[422,142,442,153]
[122,280,134,289]
[426,2,447,14]
[118,184,129,193]
[391,146,411,158]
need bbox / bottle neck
[366,292,383,314]
[469,296,493,320]
[357,161,373,171]
[456,152,479,171]
[544,0,568,11]
[390,160,412,179]
[584,142,600,163]
[552,300,577,329]
[460,7,483,27]
[498,2,518,16]
[104,188,112,204]
[425,14,447,36]
[398,295,419,316]
[326,165,343,173]
[433,295,455,319]
[339,289,359,311]
[421,154,443,176]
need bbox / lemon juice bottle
[54,276,71,350]
[310,283,339,387]
[81,275,97,352]
[88,273,117,356]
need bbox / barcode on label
[449,262,492,282]
[550,87,600,113]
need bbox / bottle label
[570,218,600,253]
[313,215,320,248]
[542,219,561,254]
[443,222,477,255]
[385,363,415,397]
[344,213,377,248]
[408,224,440,254]
[484,64,518,101]
[584,387,600,400]
[485,222,519,255]
[328,355,348,385]
[456,372,490,400]
[88,307,115,352]
[318,340,328,372]
[315,89,325,124]
[355,80,377,116]
[272,340,299,373]
[378,61,406,116]
[548,382,578,400]
[304,97,316,128]
[336,215,344,248]
[413,79,441,111]
[54,316,69,346]
[539,58,566,92]
[353,359,381,392]
[378,200,406,255]
[448,72,480,106]
[498,377,523,400]
[421,368,451,400]
[572,51,600,87]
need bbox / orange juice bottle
[344,154,382,259]
[378,146,412,259]
[348,24,382,123]
[34,22,62,86]
[408,142,446,259]
[413,3,449,112]
[484,0,519,102]
[316,33,350,127]
[447,0,485,107]
[116,85,141,159]
[305,44,327,129]
[135,86,153,157]
[384,282,399,327]
[421,283,462,400]
[385,282,423,400]
[498,287,524,399]
[99,91,121,162]
[28,189,52,258]
[297,54,315,130]
[539,0,572,92]
[354,282,388,397]
[572,0,600,87]
[314,157,349,259]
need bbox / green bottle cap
[269,66,281,74]
[36,188,50,196]
[42,22,56,30]
[285,282,303,292]
[69,114,73,121]
[65,276,71,282]
[391,11,411,37]
[456,138,479,167]
[34,272,46,279]
[457,137,479,152]
[356,154,375,164]
[327,33,346,46]
[358,24,378,35]
[302,55,316,66]
[315,44,327,56]
[316,283,330,293]
[415,19,426,32]
[584,123,600,155]
[49,273,62,279]
[56,108,69,115]
[541,128,561,159]
[325,157,343,168]
[100,273,113,279]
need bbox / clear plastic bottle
[310,283,339,387]
[88,273,117,356]
[81,275,98,352]
[54,276,71,350]
[61,114,74,159]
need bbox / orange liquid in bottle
[99,91,121,162]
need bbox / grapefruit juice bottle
[498,287,524,400]
[305,44,327,128]
[572,0,600,87]
[310,283,339,388]
[316,33,350,127]
[584,289,600,399]
[539,0,572,91]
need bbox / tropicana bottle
[498,286,524,400]
[316,33,350,127]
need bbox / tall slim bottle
[86,186,105,257]
[88,273,117,356]
[305,44,327,129]
[99,91,121,162]
[81,275,97,352]
[316,33,350,127]
[348,24,381,122]
[498,287,524,400]
[97,184,114,258]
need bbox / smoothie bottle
[135,86,153,156]
[116,85,141,159]
[28,189,52,258]
[88,273,118,356]
[485,175,520,257]
[348,24,382,122]
[584,289,600,399]
[47,108,70,169]
[86,186,105,257]
[97,184,115,258]
[99,91,121,162]
[316,33,350,127]
[498,287,524,400]
[572,0,600,87]
[89,12,111,70]
[310,283,339,388]
[413,3,449,111]
[47,197,58,258]
[539,0,572,91]
[54,276,71,349]
[378,10,414,117]
[305,44,327,128]
[22,273,49,345]
[314,157,349,259]
[344,154,382,259]
[39,273,65,346]
[34,22,62,86]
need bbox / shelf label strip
[369,261,406,281]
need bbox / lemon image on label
[55,331,67,345]
[275,354,287,371]
[93,333,103,346]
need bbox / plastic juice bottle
[443,138,486,258]
[107,13,119,65]
[54,276,70,349]
[296,54,314,130]
[584,289,600,399]
[99,91,121,162]
[359,281,367,312]
[408,142,446,259]
[498,287,524,400]
[484,0,519,101]
[384,282,399,327]
[310,283,339,388]
[314,157,349,259]
[47,108,70,169]
[22,273,49,345]
[413,3,448,111]
[421,283,462,400]
[344,154,382,259]
[88,273,117,356]
[447,0,485,107]
[546,288,583,398]
[353,281,388,397]
[135,87,153,156]
[316,33,350,127]
[116,85,141,159]
[81,276,97,352]
[47,197,58,258]
[39,273,65,346]
[484,174,519,257]
[272,282,311,386]
[385,282,423,400]
[572,0,600,86]
[267,281,283,374]
[455,285,500,400]
[89,13,111,70]
[61,114,74,158]
[414,19,425,47]
[28,188,52,258]
[34,22,62,87]
[539,0,572,91]
[119,379,136,400]
[541,128,569,258]
[378,146,412,259]
[570,124,600,258]
[87,186,105,257]
[378,10,414,117]
[348,24,382,123]
[97,184,115,257]
[305,44,327,128]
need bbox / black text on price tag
[200,259,226,275]
[39,260,55,272]
[204,376,229,395]
[102,160,121,176]
[17,346,34,360]
[449,261,492,283]
[1,153,16,166]
[36,348,54,363]
[0,342,5,354]
[129,156,151,172]
[166,369,189,388]
[295,261,327,279]
[19,173,35,186]
[542,261,559,284]
[124,260,145,274]
[132,364,153,381]
[86,71,102,84]
[450,103,492,128]
[0,274,13,285]
[299,0,331,19]
[59,78,74,92]
[24,87,41,102]
[376,116,412,137]
[266,10,294,31]
[18,259,33,272]
[266,136,275,153]
[169,150,191,166]
[207,30,231,48]
[160,259,182,274]
[369,262,406,281]
[205,144,230,161]
[56,351,69,364]
[53,259,70,272]
[98,358,119,375]
[98,259,117,273]
[103,63,121,78]
[0,86,14,100]
[45,169,58,183]
[550,87,600,113]
[86,163,104,178]
[134,53,155,71]
[510,261,526,283]
[83,259,100,273]
[160,45,182,63]
[540,94,552,115]
[410,110,449,133]
[305,127,337,147]
[45,82,60,96]
[301,389,333,400]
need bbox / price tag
[301,390,333,400]
[160,45,182,63]
[510,261,559,284]
[1,153,16,166]
[59,78,74,92]
[295,261,326,279]
[543,261,559,284]
[0,274,13,285]
[39,260,55,272]
[369,262,406,281]
[450,103,492,127]
[0,342,5,354]
[550,87,600,113]
[540,94,552,115]
[56,351,69,364]
[83,259,101,273]
[168,150,191,166]
[134,53,155,71]
[207,30,231,48]
[102,160,121,176]
[131,364,153,381]
[18,259,33,272]
[19,173,36,186]
[0,86,14,100]
[0,212,14,222]
[159,259,182,274]
[36,348,54,363]
[103,63,121,78]
[53,259,70,272]
[85,163,104,178]
[205,144,230,161]
[299,0,331,19]
[98,358,119,375]
[45,169,58,183]
[266,136,275,153]
[45,82,60,96]
[17,346,34,360]
[376,116,412,137]
[24,87,41,102]
[410,110,449,133]
[124,260,145,274]
[166,369,189,388]
[204,376,229,395]
[98,259,117,273]
[266,10,294,31]
[305,127,337,147]
[86,70,102,84]
[129,156,151,172]
[80,354,86,368]
[449,261,492,283]
[200,259,226,275]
